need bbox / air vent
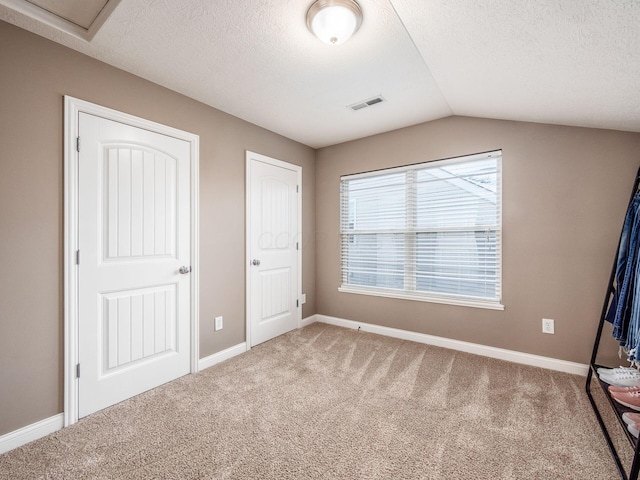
[348,95,385,111]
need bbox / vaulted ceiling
[1,0,639,148]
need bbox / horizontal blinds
[340,151,502,303]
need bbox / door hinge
[75,250,80,265]
[76,363,80,378]
[76,136,80,152]
[296,185,299,193]
[296,299,299,308]
[296,242,299,250]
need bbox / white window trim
[338,285,505,310]
[339,150,503,310]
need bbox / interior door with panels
[247,152,301,347]
[77,112,192,417]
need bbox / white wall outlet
[542,318,555,334]
[300,293,306,305]
[215,316,223,331]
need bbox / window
[339,151,503,310]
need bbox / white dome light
[306,0,363,46]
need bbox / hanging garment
[606,190,640,343]
[626,255,640,365]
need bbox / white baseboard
[198,342,247,371]
[310,314,589,376]
[299,315,317,328]
[0,317,587,456]
[2,342,247,456]
[0,413,64,455]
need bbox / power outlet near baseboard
[215,316,223,331]
[542,318,555,334]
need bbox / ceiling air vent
[348,95,385,111]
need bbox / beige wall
[0,21,316,436]
[2,18,639,441]
[315,116,640,365]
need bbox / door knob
[179,266,192,274]
[252,259,261,266]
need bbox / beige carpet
[0,323,617,479]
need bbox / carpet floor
[0,323,618,479]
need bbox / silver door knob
[179,266,192,274]
[252,259,261,266]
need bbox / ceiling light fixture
[306,0,363,46]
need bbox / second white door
[247,152,301,347]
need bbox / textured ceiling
[1,0,639,148]
[392,0,640,134]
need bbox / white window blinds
[340,151,503,309]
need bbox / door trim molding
[245,151,302,349]
[64,96,200,426]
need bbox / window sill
[338,286,505,311]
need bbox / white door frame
[245,151,302,348]
[63,96,200,426]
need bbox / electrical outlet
[300,293,306,305]
[542,318,555,334]
[215,316,223,331]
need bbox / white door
[247,152,301,347]
[78,112,191,418]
